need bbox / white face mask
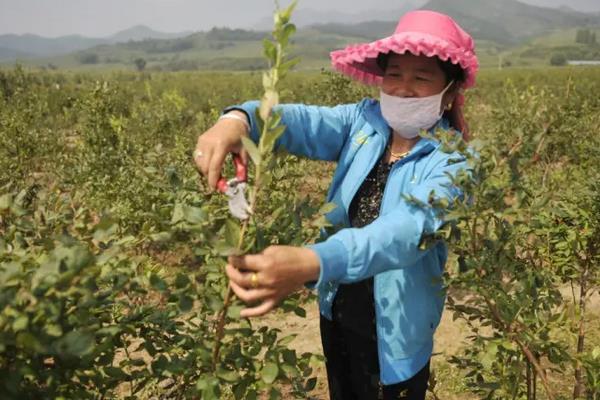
[380,81,453,139]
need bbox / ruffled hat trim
[330,31,479,89]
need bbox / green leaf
[279,58,300,77]
[0,193,12,210]
[178,295,193,312]
[267,113,282,130]
[293,306,306,318]
[277,334,297,347]
[261,125,285,154]
[241,136,261,166]
[93,215,118,243]
[197,376,220,400]
[233,379,251,400]
[261,362,279,384]
[263,39,277,63]
[104,366,127,379]
[227,305,243,319]
[213,242,244,257]
[281,349,297,365]
[152,355,169,372]
[279,1,297,24]
[171,203,184,224]
[56,331,94,357]
[281,364,298,378]
[150,231,172,242]
[244,389,258,400]
[12,315,28,332]
[269,387,281,400]
[149,274,167,291]
[305,377,317,391]
[318,202,337,215]
[207,293,224,313]
[54,245,94,272]
[224,219,241,248]
[282,24,296,43]
[480,342,498,370]
[216,367,239,383]
[182,205,207,225]
[96,326,121,337]
[16,332,43,352]
[45,323,63,337]
[175,273,190,289]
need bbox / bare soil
[261,287,600,400]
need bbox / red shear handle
[217,154,247,193]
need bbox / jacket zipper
[374,145,420,380]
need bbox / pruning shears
[217,154,251,220]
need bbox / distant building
[567,60,600,66]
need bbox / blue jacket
[227,98,467,384]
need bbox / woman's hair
[376,52,469,136]
[376,52,465,84]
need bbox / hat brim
[330,31,478,88]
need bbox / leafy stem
[211,1,298,371]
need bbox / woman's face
[381,53,455,105]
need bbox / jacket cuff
[223,101,261,143]
[305,239,348,289]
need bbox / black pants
[320,315,430,400]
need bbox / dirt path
[261,292,473,400]
[262,287,600,399]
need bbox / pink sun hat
[330,10,479,89]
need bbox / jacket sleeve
[307,153,468,287]
[224,101,358,162]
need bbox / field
[1,62,600,400]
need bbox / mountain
[4,0,599,71]
[252,0,599,40]
[252,1,425,30]
[418,0,599,43]
[557,5,579,13]
[0,46,34,61]
[252,9,365,30]
[302,0,600,45]
[0,34,105,59]
[0,26,192,61]
[108,25,193,43]
[309,21,395,41]
[519,0,600,13]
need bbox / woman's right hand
[194,110,250,191]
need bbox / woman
[194,10,478,400]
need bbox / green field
[1,65,600,399]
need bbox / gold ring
[250,272,259,289]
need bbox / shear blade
[226,183,251,220]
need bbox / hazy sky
[1,0,598,38]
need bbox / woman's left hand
[226,246,320,317]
